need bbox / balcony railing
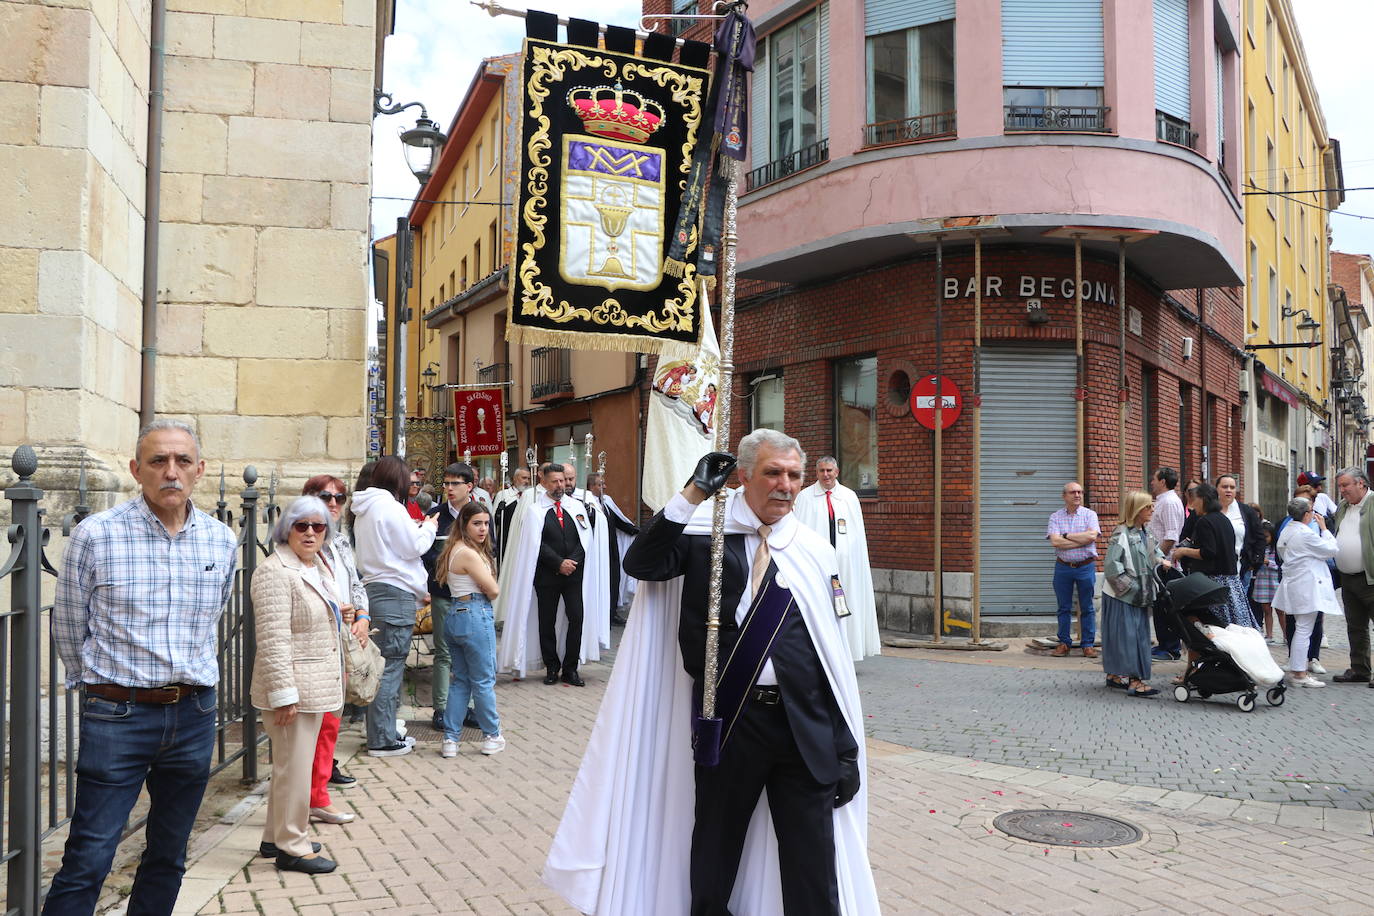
[1156,111,1199,150]
[531,347,574,401]
[862,111,957,148]
[1004,105,1111,133]
[745,139,829,192]
[477,362,511,386]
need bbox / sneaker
[440,738,459,758]
[395,718,408,740]
[1266,636,1283,646]
[1288,674,1326,688]
[1321,635,1330,648]
[367,742,413,758]
[1309,659,1327,675]
[480,734,506,756]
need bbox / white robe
[493,485,536,626]
[794,482,881,661]
[1273,523,1343,617]
[543,491,880,915]
[496,491,602,676]
[601,493,639,608]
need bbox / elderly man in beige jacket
[251,496,346,874]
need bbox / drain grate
[401,720,482,745]
[992,810,1143,848]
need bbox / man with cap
[1300,472,1338,522]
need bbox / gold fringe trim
[505,322,691,355]
[663,258,689,279]
[702,275,716,293]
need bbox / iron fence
[1156,111,1199,150]
[1,447,277,914]
[862,111,957,148]
[745,139,830,192]
[1004,105,1111,132]
[530,347,574,401]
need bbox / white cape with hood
[543,491,879,915]
[602,493,639,607]
[794,482,881,661]
[496,491,603,676]
[571,487,613,650]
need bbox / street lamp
[374,90,447,184]
[422,362,440,416]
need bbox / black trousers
[535,574,584,671]
[690,699,839,916]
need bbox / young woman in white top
[433,501,505,758]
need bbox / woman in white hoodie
[351,456,438,756]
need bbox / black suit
[534,500,586,673]
[624,507,856,916]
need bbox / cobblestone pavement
[172,640,1374,916]
[856,644,1374,810]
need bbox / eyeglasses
[292,522,328,534]
[317,492,346,503]
[443,480,469,487]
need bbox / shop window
[834,356,878,494]
[751,373,785,432]
[544,421,595,470]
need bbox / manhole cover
[992,810,1143,848]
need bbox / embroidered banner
[508,38,708,353]
[453,387,506,456]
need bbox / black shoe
[543,668,560,685]
[276,853,337,874]
[561,669,586,687]
[329,761,355,787]
[610,614,626,627]
[260,840,320,858]
[463,710,480,729]
[432,709,446,731]
[1333,670,1371,683]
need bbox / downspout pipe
[139,0,167,428]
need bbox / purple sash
[714,575,795,749]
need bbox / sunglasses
[292,522,328,534]
[317,492,347,503]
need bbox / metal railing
[1004,105,1111,133]
[745,139,830,191]
[477,362,512,386]
[1,448,276,914]
[1156,111,1199,150]
[530,347,574,401]
[862,111,956,148]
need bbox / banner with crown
[508,35,709,353]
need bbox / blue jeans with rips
[42,686,217,916]
[1053,560,1098,648]
[443,594,500,739]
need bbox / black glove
[834,749,860,808]
[687,451,737,498]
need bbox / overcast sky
[372,0,1374,257]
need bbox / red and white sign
[453,387,506,456]
[910,375,963,430]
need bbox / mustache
[767,492,793,501]
[160,481,184,491]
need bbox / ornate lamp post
[374,91,447,184]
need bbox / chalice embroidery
[475,408,488,435]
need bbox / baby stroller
[1155,568,1286,712]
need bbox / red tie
[555,501,564,527]
[825,490,834,518]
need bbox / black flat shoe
[1334,670,1371,683]
[1127,687,1160,698]
[432,709,446,731]
[329,761,355,787]
[561,669,585,687]
[261,841,320,858]
[543,669,560,685]
[463,710,480,729]
[276,853,336,874]
[1105,677,1128,689]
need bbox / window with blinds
[1002,0,1107,132]
[864,16,956,146]
[748,3,831,190]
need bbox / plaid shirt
[1046,506,1100,563]
[1147,489,1185,546]
[53,496,238,689]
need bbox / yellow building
[1241,0,1343,507]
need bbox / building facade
[1330,251,1374,474]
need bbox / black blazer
[1236,501,1266,572]
[624,508,857,783]
[535,502,586,585]
[422,502,461,598]
[1191,511,1238,577]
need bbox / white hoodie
[350,487,437,599]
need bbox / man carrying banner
[794,456,881,661]
[544,429,878,915]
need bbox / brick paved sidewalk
[177,658,1374,916]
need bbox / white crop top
[447,572,480,596]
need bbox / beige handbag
[344,633,383,706]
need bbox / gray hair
[135,418,201,462]
[1287,496,1312,521]
[738,428,806,476]
[271,495,334,544]
[1336,467,1370,488]
[815,455,838,468]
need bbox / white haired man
[1332,467,1374,686]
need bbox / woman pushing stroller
[1272,496,1341,688]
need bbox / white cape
[572,488,613,650]
[602,494,639,608]
[493,486,536,627]
[543,492,880,915]
[496,492,602,676]
[794,482,881,661]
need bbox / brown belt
[85,683,205,705]
[1058,558,1095,568]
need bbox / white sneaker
[1321,635,1330,648]
[479,734,506,756]
[440,738,459,758]
[1309,659,1327,674]
[395,718,408,739]
[1289,674,1326,688]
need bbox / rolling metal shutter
[1215,44,1225,145]
[1002,0,1104,87]
[751,41,769,167]
[1154,0,1191,120]
[978,348,1080,617]
[819,2,829,141]
[865,0,955,36]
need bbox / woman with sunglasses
[299,475,370,825]
[250,496,347,874]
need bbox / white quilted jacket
[250,548,345,713]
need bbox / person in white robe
[1273,496,1342,687]
[794,456,881,661]
[492,468,530,568]
[588,473,640,619]
[567,464,613,651]
[544,430,879,916]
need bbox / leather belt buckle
[157,685,183,704]
[750,686,781,705]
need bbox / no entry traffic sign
[910,375,963,430]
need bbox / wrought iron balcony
[862,111,956,148]
[477,362,511,386]
[1156,111,1199,150]
[745,139,829,192]
[530,347,574,402]
[1004,105,1110,133]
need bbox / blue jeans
[43,687,217,916]
[1053,561,1097,648]
[365,582,416,749]
[443,595,500,739]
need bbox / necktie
[825,490,836,547]
[554,500,564,527]
[750,524,772,594]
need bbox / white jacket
[1273,522,1342,617]
[351,487,436,599]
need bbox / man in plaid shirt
[1046,481,1101,657]
[45,420,237,916]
